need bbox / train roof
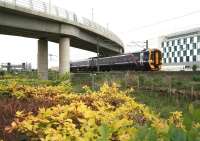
[70,59,90,63]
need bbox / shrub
[192,75,200,82]
[192,65,198,72]
[5,84,200,141]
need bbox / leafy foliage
[0,79,199,141]
[2,83,199,141]
[192,65,198,72]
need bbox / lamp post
[145,40,148,49]
[97,37,100,72]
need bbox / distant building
[160,27,200,71]
[1,62,32,72]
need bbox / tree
[192,65,197,71]
[0,71,5,79]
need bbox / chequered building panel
[162,35,200,64]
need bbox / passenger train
[70,49,162,72]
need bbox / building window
[178,39,181,45]
[186,44,190,50]
[172,52,175,57]
[180,57,183,62]
[198,49,200,55]
[164,48,166,53]
[193,56,197,62]
[174,46,177,51]
[167,41,169,46]
[167,53,169,57]
[190,50,193,56]
[198,36,200,42]
[171,40,174,46]
[174,57,177,63]
[193,43,197,49]
[162,42,164,47]
[178,51,180,57]
[186,56,189,62]
[190,37,194,43]
[169,47,171,52]
[184,51,187,56]
[164,58,166,63]
[169,58,171,63]
[180,45,183,50]
[184,38,187,44]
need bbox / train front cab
[148,49,162,71]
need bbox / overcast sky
[1,0,200,68]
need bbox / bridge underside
[0,5,124,79]
[0,6,123,56]
[0,25,121,56]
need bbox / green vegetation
[134,90,200,119]
[192,65,198,72]
[0,71,199,140]
[0,81,199,141]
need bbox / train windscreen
[151,51,155,64]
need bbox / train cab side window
[144,52,148,61]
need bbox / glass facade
[162,34,200,64]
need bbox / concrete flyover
[0,0,124,79]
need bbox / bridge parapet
[0,0,123,47]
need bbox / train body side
[70,49,162,72]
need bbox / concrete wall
[0,4,124,55]
[37,39,48,80]
[59,37,70,75]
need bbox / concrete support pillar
[37,39,48,80]
[59,37,70,75]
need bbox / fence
[1,70,200,100]
[70,71,200,100]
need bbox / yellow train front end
[148,49,162,71]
